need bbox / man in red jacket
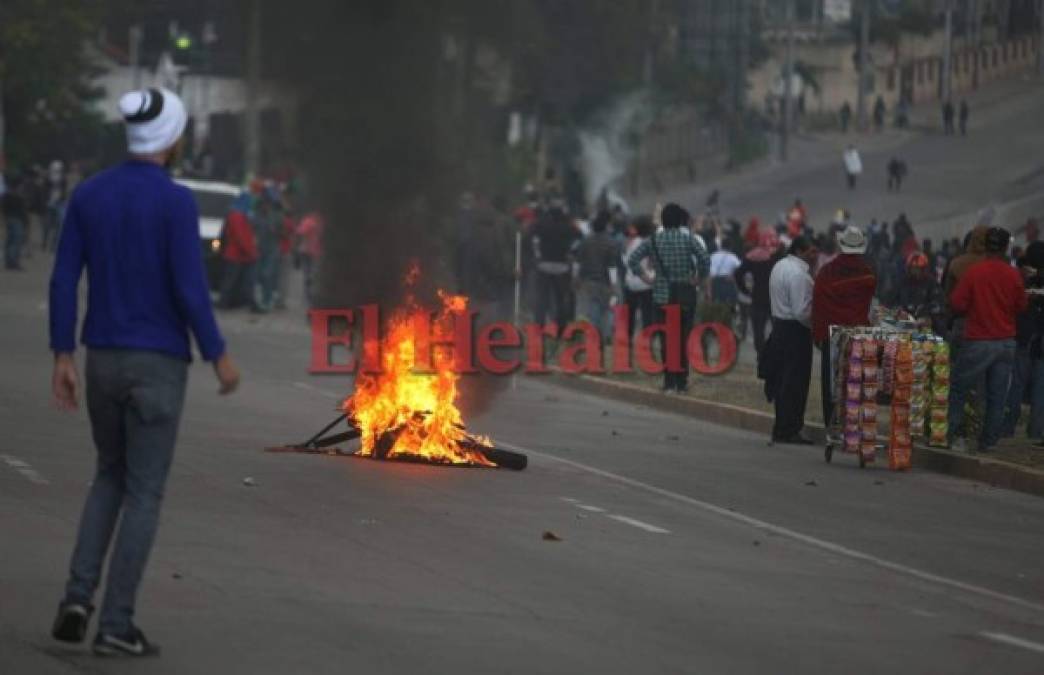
[218,192,259,308]
[949,227,1027,451]
[812,226,877,428]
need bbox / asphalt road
[647,76,1044,244]
[3,259,1044,673]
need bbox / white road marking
[607,514,671,534]
[292,381,342,400]
[562,497,666,532]
[501,441,1044,614]
[0,454,50,486]
[979,632,1044,654]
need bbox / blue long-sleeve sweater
[49,160,226,362]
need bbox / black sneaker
[51,602,93,643]
[92,626,160,657]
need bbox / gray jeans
[64,349,187,635]
[948,338,1015,449]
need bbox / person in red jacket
[218,192,259,309]
[812,226,877,428]
[949,227,1028,451]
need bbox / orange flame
[343,266,495,466]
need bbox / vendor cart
[824,325,950,469]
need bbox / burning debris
[268,265,526,471]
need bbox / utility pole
[968,0,980,88]
[129,23,143,88]
[244,0,262,179]
[1038,0,1044,76]
[0,76,5,171]
[735,0,750,113]
[856,0,870,131]
[779,0,794,161]
[942,1,954,102]
[643,0,660,85]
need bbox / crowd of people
[464,184,1043,453]
[1,160,84,270]
[215,179,324,313]
[0,162,324,313]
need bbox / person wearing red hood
[735,229,784,355]
[743,217,762,248]
[812,226,877,428]
[218,192,259,309]
[787,199,806,239]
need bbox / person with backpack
[627,203,710,393]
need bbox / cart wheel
[824,443,833,463]
[858,452,867,469]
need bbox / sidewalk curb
[547,372,1044,499]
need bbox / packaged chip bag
[892,405,911,426]
[847,383,862,401]
[929,421,948,447]
[893,385,912,404]
[933,341,950,365]
[861,442,876,463]
[932,386,949,406]
[845,431,862,453]
[862,421,877,442]
[862,340,879,364]
[882,341,899,395]
[846,401,861,423]
[861,403,878,424]
[888,431,912,471]
[863,382,879,400]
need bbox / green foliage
[847,0,937,46]
[0,0,117,166]
[653,60,729,113]
[793,61,821,95]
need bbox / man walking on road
[943,100,956,135]
[761,236,818,444]
[843,145,862,189]
[48,87,240,657]
[959,99,969,136]
[948,228,1026,452]
[2,174,29,270]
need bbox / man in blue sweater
[48,87,240,657]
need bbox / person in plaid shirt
[627,203,710,392]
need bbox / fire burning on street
[269,264,526,470]
[344,266,496,467]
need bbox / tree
[0,0,114,168]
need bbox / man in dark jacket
[735,231,782,355]
[532,202,580,336]
[2,174,29,269]
[575,211,620,338]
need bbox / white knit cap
[119,87,187,154]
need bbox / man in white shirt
[709,243,742,306]
[764,236,818,444]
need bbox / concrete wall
[750,30,1040,117]
[620,106,727,199]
